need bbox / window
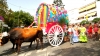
[78,17,84,20]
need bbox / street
[0,38,100,56]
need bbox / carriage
[34,3,69,46]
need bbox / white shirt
[68,28,73,32]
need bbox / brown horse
[0,26,43,54]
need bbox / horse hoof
[35,48,37,50]
[16,52,20,55]
[41,48,43,50]
[28,46,32,48]
[12,48,14,49]
[13,52,19,55]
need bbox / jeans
[98,34,100,40]
[69,34,73,44]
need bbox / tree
[92,17,100,23]
[0,0,8,17]
[80,20,89,25]
[4,9,14,27]
[3,9,34,28]
[0,0,9,32]
[13,10,34,27]
[53,0,64,7]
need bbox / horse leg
[38,30,43,50]
[96,33,99,41]
[35,38,39,49]
[29,41,33,48]
[12,43,15,49]
[39,37,43,50]
[17,44,21,54]
[16,40,22,54]
[15,44,18,50]
[10,39,15,49]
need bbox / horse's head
[0,32,10,46]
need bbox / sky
[7,0,95,16]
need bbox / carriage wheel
[48,25,64,46]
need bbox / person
[79,24,87,42]
[98,25,100,40]
[88,23,93,39]
[93,22,99,41]
[64,25,69,42]
[72,24,79,43]
[68,24,74,45]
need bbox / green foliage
[53,0,64,7]
[11,10,34,27]
[58,17,69,26]
[0,0,34,30]
[92,17,100,23]
[80,20,89,25]
[0,0,8,32]
[3,10,34,28]
[4,9,14,27]
[0,0,8,17]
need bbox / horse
[0,26,43,54]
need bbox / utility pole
[18,6,21,27]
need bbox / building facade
[68,0,100,24]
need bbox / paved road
[0,38,100,56]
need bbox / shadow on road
[49,41,100,56]
[0,42,50,56]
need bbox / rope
[28,21,35,28]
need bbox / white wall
[96,1,100,17]
[68,8,79,23]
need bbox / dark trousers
[93,32,99,41]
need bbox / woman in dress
[79,24,87,42]
[72,24,79,43]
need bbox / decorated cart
[35,3,69,46]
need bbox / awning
[86,11,96,16]
[79,2,96,12]
[78,15,84,18]
[85,3,96,10]
[79,7,86,12]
